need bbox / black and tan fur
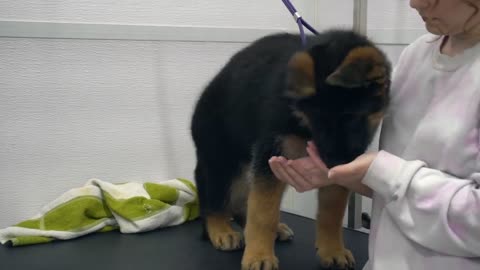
[190,29,391,270]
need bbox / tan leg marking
[241,180,286,270]
[316,185,355,269]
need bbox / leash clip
[293,12,302,22]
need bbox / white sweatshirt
[362,33,480,270]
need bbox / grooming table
[0,212,369,270]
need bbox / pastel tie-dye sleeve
[362,150,480,257]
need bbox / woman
[269,0,480,269]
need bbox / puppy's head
[285,33,391,168]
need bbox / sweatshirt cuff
[362,150,407,202]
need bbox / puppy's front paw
[241,252,279,270]
[316,247,355,269]
[209,231,244,251]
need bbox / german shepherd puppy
[190,29,391,270]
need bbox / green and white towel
[0,178,199,246]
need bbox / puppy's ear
[326,46,387,88]
[286,52,316,98]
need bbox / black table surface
[0,212,369,270]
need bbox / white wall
[0,0,315,28]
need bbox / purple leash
[281,0,319,47]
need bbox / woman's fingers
[274,157,309,192]
[269,157,311,192]
[287,159,317,186]
[306,142,328,171]
[269,157,301,189]
[283,160,314,192]
[269,157,291,183]
[269,151,335,192]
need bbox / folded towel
[0,178,199,246]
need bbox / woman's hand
[328,152,376,197]
[268,141,332,192]
[269,141,376,197]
